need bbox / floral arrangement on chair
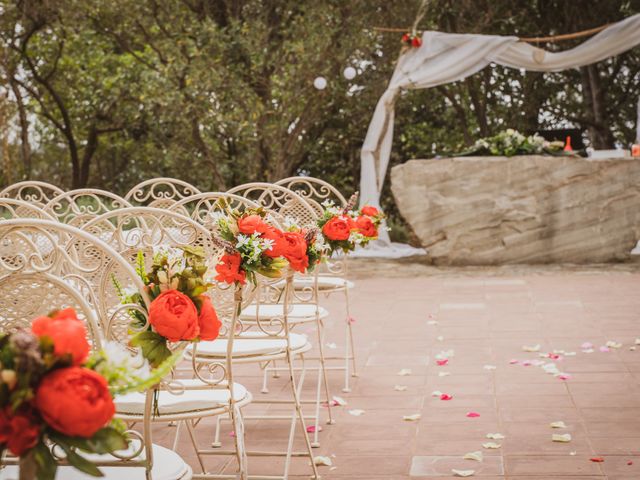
[115,246,222,367]
[0,309,164,480]
[211,206,323,285]
[317,192,386,255]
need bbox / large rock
[391,156,640,265]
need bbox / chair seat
[188,332,310,359]
[115,379,250,417]
[240,303,328,323]
[297,276,354,291]
[0,444,192,480]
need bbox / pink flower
[466,412,481,418]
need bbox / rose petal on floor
[550,421,567,429]
[582,349,594,353]
[581,342,594,349]
[440,393,453,401]
[431,390,443,397]
[463,451,483,462]
[438,371,451,377]
[348,409,365,416]
[486,433,505,440]
[306,425,322,433]
[483,365,497,370]
[452,469,475,477]
[436,359,449,366]
[326,342,337,349]
[522,344,541,352]
[313,456,333,466]
[599,346,611,352]
[427,320,438,325]
[394,385,408,391]
[589,457,605,463]
[628,460,633,465]
[397,368,412,376]
[437,335,445,342]
[509,359,519,364]
[606,340,622,349]
[482,442,501,449]
[403,413,421,421]
[466,412,481,418]
[635,338,640,345]
[552,433,572,442]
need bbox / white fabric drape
[360,14,640,218]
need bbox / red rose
[401,33,410,43]
[261,227,287,258]
[149,290,199,342]
[197,296,221,341]
[282,231,309,273]
[31,308,90,365]
[215,253,246,285]
[0,408,40,456]
[411,36,422,48]
[355,215,378,238]
[237,214,269,235]
[361,205,379,217]
[35,367,115,438]
[322,215,354,241]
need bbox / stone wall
[390,156,640,265]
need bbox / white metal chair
[43,189,133,227]
[125,178,202,209]
[0,180,64,207]
[274,177,357,392]
[0,219,192,480]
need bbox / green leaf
[130,330,171,367]
[60,444,104,477]
[33,442,57,480]
[86,427,129,454]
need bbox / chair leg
[230,405,248,480]
[314,314,334,427]
[343,286,357,393]
[172,419,183,451]
[185,419,207,474]
[211,414,222,448]
[283,352,319,480]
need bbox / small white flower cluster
[102,341,152,380]
[321,199,343,216]
[282,216,300,230]
[236,232,274,262]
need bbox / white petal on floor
[552,433,572,442]
[348,409,365,416]
[397,368,412,376]
[550,421,567,429]
[313,456,333,466]
[438,371,451,377]
[402,413,421,421]
[332,396,348,406]
[482,442,501,449]
[522,344,541,352]
[452,469,475,477]
[483,365,497,370]
[463,451,483,462]
[431,390,443,397]
[394,385,408,391]
[486,433,505,440]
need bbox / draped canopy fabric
[360,14,640,222]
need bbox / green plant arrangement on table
[317,192,387,255]
[455,129,567,157]
[0,309,169,479]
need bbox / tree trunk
[9,79,32,178]
[580,64,615,149]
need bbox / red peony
[361,205,379,217]
[261,226,287,258]
[0,408,40,455]
[197,296,222,341]
[282,231,309,273]
[401,33,410,44]
[215,253,246,285]
[35,367,115,438]
[31,308,90,365]
[237,214,269,235]
[411,36,422,48]
[149,290,199,342]
[355,215,378,238]
[322,215,354,241]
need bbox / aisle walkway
[164,267,640,479]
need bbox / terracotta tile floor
[156,266,640,479]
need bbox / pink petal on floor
[589,457,605,463]
[628,461,633,465]
[307,425,323,433]
[548,353,561,360]
[347,316,356,324]
[521,360,533,366]
[581,342,593,349]
[558,374,571,380]
[229,431,236,437]
[440,394,453,401]
[466,412,481,418]
[436,359,449,366]
[599,346,610,352]
[509,359,519,365]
